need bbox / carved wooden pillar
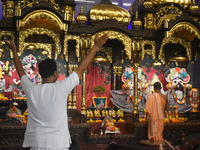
[117,66,122,90]
[81,70,86,114]
[80,70,87,123]
[72,64,78,109]
[67,64,73,109]
[132,38,142,123]
[133,63,139,115]
[113,66,118,90]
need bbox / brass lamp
[151,60,162,66]
[93,52,109,63]
[168,56,188,66]
[168,56,188,62]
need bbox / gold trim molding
[159,37,191,64]
[155,5,182,29]
[19,28,60,59]
[20,10,64,31]
[99,47,112,63]
[168,22,200,40]
[64,35,80,62]
[91,31,132,60]
[23,43,52,59]
[0,31,15,58]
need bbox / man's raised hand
[4,40,17,52]
[93,33,109,49]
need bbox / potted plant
[93,86,106,97]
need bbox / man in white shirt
[5,33,109,150]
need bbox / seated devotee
[145,82,169,141]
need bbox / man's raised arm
[75,33,109,79]
[5,40,26,78]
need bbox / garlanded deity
[0,61,6,97]
[108,108,116,118]
[6,102,23,123]
[110,67,148,113]
[102,109,108,117]
[22,54,38,83]
[0,61,9,98]
[86,109,94,118]
[165,68,192,113]
[116,109,123,118]
[5,55,40,97]
[94,108,101,118]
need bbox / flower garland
[129,88,142,104]
[190,88,199,108]
[172,85,186,105]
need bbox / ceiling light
[112,2,118,5]
[87,1,95,3]
[75,0,87,2]
[123,3,131,6]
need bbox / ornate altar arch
[0,0,200,149]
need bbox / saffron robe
[146,93,166,140]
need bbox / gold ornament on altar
[6,1,14,18]
[190,0,199,12]
[168,56,188,66]
[76,6,87,24]
[147,0,191,9]
[132,11,142,29]
[90,0,130,26]
[93,52,109,63]
[150,60,162,67]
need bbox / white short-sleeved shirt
[21,71,79,149]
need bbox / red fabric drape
[5,69,20,89]
[143,68,167,91]
[76,64,111,112]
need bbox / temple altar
[0,0,200,149]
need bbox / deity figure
[0,61,6,97]
[116,109,123,118]
[6,102,23,123]
[165,68,192,113]
[94,108,101,118]
[86,109,94,118]
[22,54,38,83]
[108,108,116,117]
[5,54,39,97]
[101,116,118,132]
[102,109,108,117]
[110,67,148,113]
[0,61,9,98]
